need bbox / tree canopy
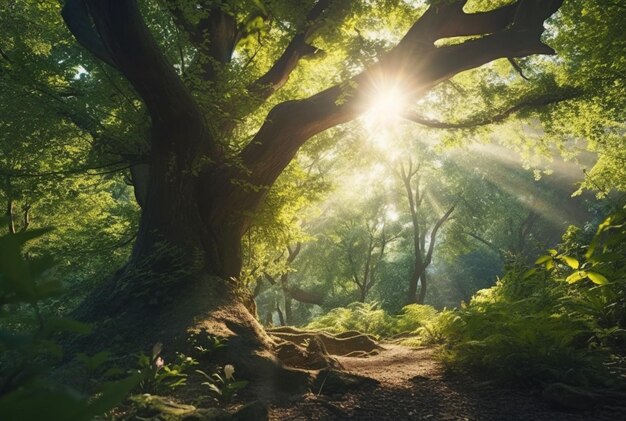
[1,0,625,419]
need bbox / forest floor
[268,344,626,421]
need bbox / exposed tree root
[267,328,383,357]
[66,275,385,402]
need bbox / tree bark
[417,271,428,305]
[284,295,293,326]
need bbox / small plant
[135,343,198,393]
[196,364,248,402]
[188,330,228,356]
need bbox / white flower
[224,364,235,381]
[155,356,164,370]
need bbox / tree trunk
[359,285,368,303]
[407,259,424,304]
[417,271,428,305]
[284,294,293,325]
[276,304,285,326]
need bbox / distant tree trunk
[359,285,368,303]
[284,295,293,325]
[399,159,455,304]
[417,271,428,305]
[407,260,424,305]
[6,199,15,235]
[276,303,285,326]
[261,243,311,324]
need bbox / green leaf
[80,373,142,419]
[566,271,587,284]
[586,271,609,285]
[77,350,111,371]
[560,255,580,269]
[535,255,552,265]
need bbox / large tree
[6,0,566,389]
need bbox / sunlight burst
[363,84,406,128]
[360,79,409,156]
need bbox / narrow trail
[269,344,626,420]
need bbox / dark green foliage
[0,224,140,421]
[135,345,198,393]
[196,366,249,403]
[188,330,228,356]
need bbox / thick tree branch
[401,89,580,129]
[61,0,117,68]
[64,0,217,155]
[248,0,331,101]
[235,0,563,217]
[285,285,325,306]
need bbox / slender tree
[396,158,456,304]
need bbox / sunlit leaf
[535,255,552,265]
[560,255,580,269]
[586,271,609,285]
[566,271,587,284]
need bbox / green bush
[395,304,438,333]
[0,224,140,421]
[306,302,440,339]
[437,208,626,386]
[306,301,397,338]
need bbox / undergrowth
[305,301,438,338]
[306,207,626,388]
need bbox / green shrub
[437,208,626,387]
[306,302,440,339]
[395,304,438,333]
[0,225,140,421]
[306,301,397,338]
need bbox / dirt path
[269,344,626,420]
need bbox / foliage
[402,310,462,347]
[306,301,397,338]
[436,207,626,386]
[305,301,441,339]
[188,330,228,357]
[0,224,140,421]
[135,344,198,393]
[196,365,248,403]
[395,304,438,333]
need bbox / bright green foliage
[0,224,140,421]
[306,302,397,338]
[402,310,462,347]
[305,301,440,338]
[395,304,438,333]
[436,207,626,386]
